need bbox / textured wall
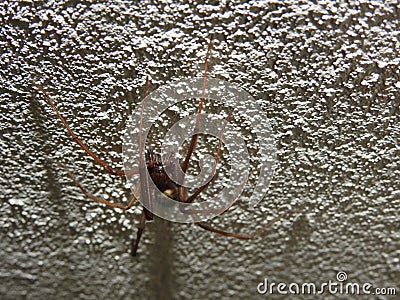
[1,1,399,299]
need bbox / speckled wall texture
[1,1,399,299]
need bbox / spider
[36,38,296,256]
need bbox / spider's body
[145,149,178,202]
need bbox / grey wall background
[1,1,399,299]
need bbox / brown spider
[36,39,296,256]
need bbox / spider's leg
[181,37,213,174]
[195,210,299,240]
[137,77,154,219]
[35,84,138,176]
[181,174,247,216]
[131,76,152,256]
[132,208,147,256]
[60,163,137,210]
[183,111,231,204]
[178,37,213,202]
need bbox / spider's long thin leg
[130,76,153,256]
[196,210,299,240]
[176,37,235,209]
[177,38,213,204]
[183,111,232,204]
[61,163,137,210]
[180,37,213,175]
[179,111,246,216]
[35,84,138,177]
[181,174,247,216]
[132,208,147,256]
[137,76,153,220]
[178,37,212,202]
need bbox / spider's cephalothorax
[145,149,178,201]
